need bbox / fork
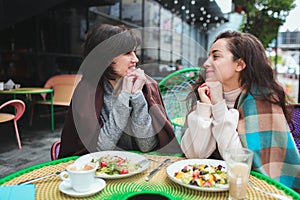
[248,181,292,200]
[18,171,63,185]
[137,158,159,166]
[145,158,178,164]
[146,158,159,163]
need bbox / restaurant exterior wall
[0,0,224,86]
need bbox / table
[0,88,54,132]
[0,153,299,200]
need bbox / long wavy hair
[187,30,292,124]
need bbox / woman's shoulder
[238,92,283,116]
[145,74,157,84]
[73,77,101,101]
[76,77,103,90]
[144,74,160,90]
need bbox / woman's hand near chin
[119,68,146,94]
[121,74,135,94]
[128,68,146,94]
[198,83,212,104]
[206,81,224,104]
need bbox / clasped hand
[197,81,223,104]
[122,68,146,94]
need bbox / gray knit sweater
[96,80,158,152]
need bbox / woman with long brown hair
[58,24,181,158]
[181,30,300,192]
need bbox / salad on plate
[74,151,150,179]
[91,155,142,175]
[174,163,228,187]
[167,159,229,191]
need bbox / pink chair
[50,141,61,160]
[0,99,26,149]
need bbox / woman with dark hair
[58,24,181,158]
[181,30,299,192]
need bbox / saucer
[59,178,106,197]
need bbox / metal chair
[50,141,61,160]
[0,99,26,149]
[30,74,82,129]
[158,68,201,141]
[288,104,300,153]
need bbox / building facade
[0,0,229,85]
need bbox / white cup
[60,162,97,193]
[225,148,253,200]
[14,84,21,89]
[0,82,3,90]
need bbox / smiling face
[203,38,245,92]
[110,51,139,79]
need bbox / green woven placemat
[1,155,298,200]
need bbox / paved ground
[0,112,63,178]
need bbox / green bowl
[122,191,177,200]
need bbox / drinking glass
[225,148,253,200]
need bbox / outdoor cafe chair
[0,99,26,149]
[30,74,82,128]
[158,68,202,142]
[288,103,300,153]
[50,141,61,160]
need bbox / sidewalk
[0,115,63,178]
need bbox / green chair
[158,68,201,142]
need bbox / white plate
[166,159,229,192]
[59,178,106,197]
[74,151,150,179]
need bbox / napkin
[0,184,35,200]
[4,79,15,90]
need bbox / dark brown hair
[189,30,291,123]
[82,24,140,80]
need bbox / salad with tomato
[174,163,228,188]
[92,155,142,175]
